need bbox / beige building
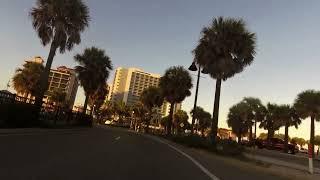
[25,56,44,64]
[109,67,181,117]
[15,57,78,108]
[46,66,78,108]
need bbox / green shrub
[0,103,39,128]
[215,139,244,156]
[74,114,93,127]
[170,135,211,149]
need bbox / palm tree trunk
[83,95,89,115]
[284,121,289,153]
[254,119,257,139]
[267,129,274,141]
[90,106,94,116]
[211,78,222,144]
[310,115,315,158]
[249,126,253,142]
[35,41,57,109]
[201,129,205,138]
[238,128,242,143]
[167,102,174,136]
[145,118,150,134]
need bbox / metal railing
[0,91,92,127]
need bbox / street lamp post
[188,62,207,134]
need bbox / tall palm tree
[276,105,301,153]
[132,102,148,131]
[30,0,90,107]
[74,47,112,114]
[140,86,164,133]
[89,84,108,116]
[48,88,66,107]
[190,106,211,137]
[113,101,129,122]
[12,61,44,98]
[259,103,282,141]
[294,90,320,157]
[159,66,193,135]
[227,102,251,143]
[291,137,306,148]
[173,110,189,135]
[193,17,256,144]
[242,97,265,140]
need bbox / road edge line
[98,126,220,179]
[144,134,220,180]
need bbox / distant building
[25,56,44,64]
[218,128,237,141]
[109,67,181,117]
[45,66,78,108]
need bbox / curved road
[0,127,286,180]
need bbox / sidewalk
[244,152,320,174]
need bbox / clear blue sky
[1,0,319,140]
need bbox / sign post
[308,143,313,174]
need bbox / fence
[0,91,92,128]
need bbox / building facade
[109,67,181,117]
[46,66,78,108]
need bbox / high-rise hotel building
[46,66,78,108]
[109,67,181,117]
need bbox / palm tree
[259,103,282,141]
[227,102,251,143]
[198,111,211,138]
[193,17,256,144]
[74,47,112,115]
[30,0,90,107]
[291,137,306,148]
[173,110,189,135]
[276,105,301,153]
[294,90,320,157]
[132,102,148,131]
[12,61,44,98]
[159,66,193,135]
[140,86,164,133]
[160,116,170,133]
[48,88,66,107]
[113,101,129,122]
[89,84,108,116]
[191,106,211,137]
[242,97,265,141]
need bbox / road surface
[0,127,287,180]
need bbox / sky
[0,0,320,140]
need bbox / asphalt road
[0,127,287,180]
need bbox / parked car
[299,147,308,154]
[256,138,298,154]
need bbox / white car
[299,147,308,154]
[105,120,112,125]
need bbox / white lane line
[147,135,220,180]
